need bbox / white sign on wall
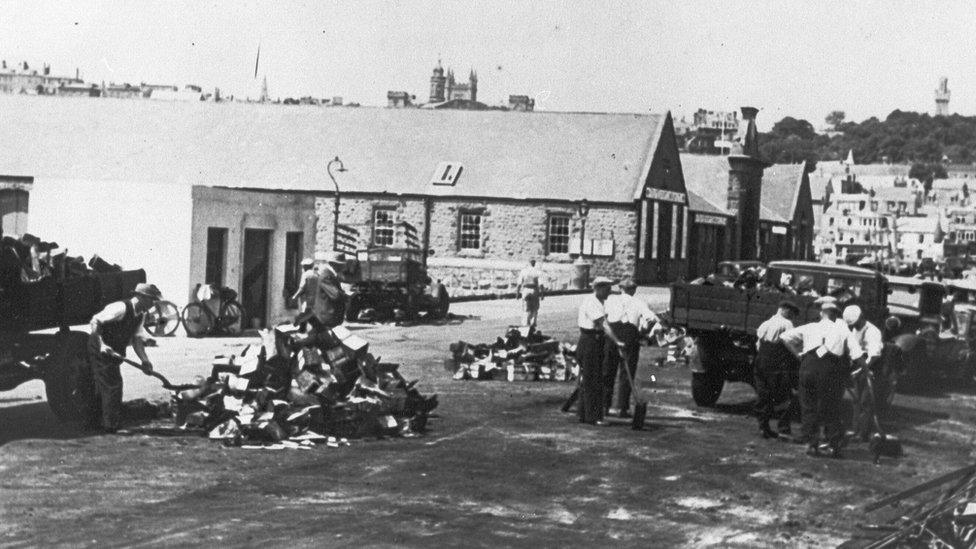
[568,238,615,257]
[695,214,727,226]
[644,188,685,203]
[771,225,788,235]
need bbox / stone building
[0,61,84,95]
[0,93,691,327]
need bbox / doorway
[242,229,272,329]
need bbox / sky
[3,1,976,130]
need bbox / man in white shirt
[516,259,545,329]
[754,300,800,439]
[780,297,864,458]
[291,258,319,330]
[575,276,625,426]
[603,277,657,418]
[843,305,886,441]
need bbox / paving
[2,287,975,547]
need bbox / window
[547,215,571,254]
[918,234,925,244]
[459,212,482,250]
[283,232,303,309]
[205,227,227,287]
[373,208,395,247]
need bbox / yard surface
[2,289,975,547]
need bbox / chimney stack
[726,106,770,260]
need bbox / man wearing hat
[843,304,886,441]
[82,282,162,432]
[515,259,546,329]
[575,276,625,426]
[309,251,348,330]
[290,258,319,329]
[603,277,657,418]
[753,300,800,439]
[780,296,864,458]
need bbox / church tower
[935,76,951,117]
[429,60,446,103]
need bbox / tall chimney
[726,106,770,260]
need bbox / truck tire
[691,371,724,407]
[44,331,96,425]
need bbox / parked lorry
[342,248,450,322]
[0,269,145,422]
[669,261,891,406]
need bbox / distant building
[425,61,487,110]
[102,82,143,99]
[508,95,535,111]
[0,60,84,95]
[685,109,740,155]
[935,76,951,117]
[387,91,415,108]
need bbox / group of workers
[81,251,351,433]
[756,296,886,458]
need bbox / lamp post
[577,198,590,255]
[327,156,347,251]
[572,199,591,290]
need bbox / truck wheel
[44,331,96,425]
[691,371,724,407]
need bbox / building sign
[569,238,614,257]
[695,214,727,226]
[644,187,685,203]
[771,225,788,235]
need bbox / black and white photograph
[2,1,976,546]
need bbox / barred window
[373,209,395,247]
[459,212,482,250]
[548,215,570,254]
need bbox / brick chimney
[726,106,770,260]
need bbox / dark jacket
[312,266,346,328]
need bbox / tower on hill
[935,76,951,117]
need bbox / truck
[669,261,891,406]
[0,268,145,422]
[342,248,450,322]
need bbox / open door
[242,229,272,329]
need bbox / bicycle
[181,284,246,338]
[142,300,181,337]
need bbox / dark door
[242,229,272,329]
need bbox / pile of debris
[448,326,578,382]
[1,231,125,287]
[851,464,976,547]
[170,325,438,448]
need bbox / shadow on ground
[0,399,167,447]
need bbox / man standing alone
[311,251,348,330]
[516,259,545,329]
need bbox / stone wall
[314,194,638,296]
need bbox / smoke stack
[726,105,770,260]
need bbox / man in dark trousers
[311,251,348,330]
[576,276,625,426]
[83,282,162,432]
[603,277,657,418]
[754,300,800,439]
[780,297,864,458]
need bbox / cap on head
[133,283,162,302]
[315,251,347,265]
[301,257,314,267]
[591,276,614,287]
[816,296,839,312]
[619,277,638,290]
[778,300,799,314]
[842,305,863,326]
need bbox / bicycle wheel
[181,302,215,338]
[218,300,245,336]
[144,300,181,337]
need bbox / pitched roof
[808,172,832,202]
[760,163,806,224]
[814,161,910,178]
[686,189,729,216]
[0,94,667,204]
[679,154,730,214]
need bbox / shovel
[105,350,199,391]
[617,346,648,430]
[864,370,903,463]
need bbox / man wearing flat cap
[780,296,864,458]
[754,300,800,439]
[82,282,162,432]
[309,251,348,330]
[291,258,319,329]
[574,276,625,426]
[603,277,657,418]
[843,304,886,441]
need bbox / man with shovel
[82,282,162,433]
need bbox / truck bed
[669,282,821,335]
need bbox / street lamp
[577,199,590,255]
[327,156,347,251]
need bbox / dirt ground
[2,290,976,547]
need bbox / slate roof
[760,163,807,224]
[685,189,729,216]
[0,94,668,204]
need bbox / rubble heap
[172,325,438,448]
[448,326,578,382]
[1,232,124,287]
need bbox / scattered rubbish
[447,326,578,382]
[169,324,438,448]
